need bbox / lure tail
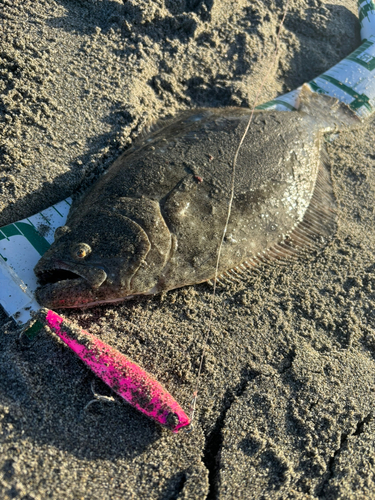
[36,309,190,433]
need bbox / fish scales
[34,87,361,308]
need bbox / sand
[1,0,375,498]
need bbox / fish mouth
[36,267,86,286]
[34,261,154,309]
[34,261,109,309]
[36,260,107,288]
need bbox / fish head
[34,209,153,308]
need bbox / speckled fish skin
[34,86,360,308]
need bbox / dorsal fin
[211,155,337,287]
[131,109,213,148]
[130,118,174,149]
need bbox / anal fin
[282,154,337,256]
[212,157,337,287]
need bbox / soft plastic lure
[36,309,190,433]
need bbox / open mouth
[36,268,83,286]
[34,265,96,309]
[34,262,122,309]
[35,260,108,290]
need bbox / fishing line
[188,1,291,429]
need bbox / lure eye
[166,412,180,430]
[71,243,91,260]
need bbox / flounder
[34,85,360,309]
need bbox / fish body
[34,86,360,308]
[38,309,190,432]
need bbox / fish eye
[71,243,91,260]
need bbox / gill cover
[34,197,173,307]
[35,207,151,291]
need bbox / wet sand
[1,0,375,498]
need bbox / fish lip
[35,260,107,289]
[34,276,92,309]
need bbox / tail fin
[297,84,363,131]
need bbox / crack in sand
[202,368,261,499]
[353,412,373,436]
[161,470,187,500]
[316,412,373,497]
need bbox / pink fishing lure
[40,309,190,432]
